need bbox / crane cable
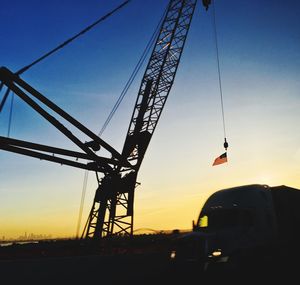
[75,170,89,238]
[0,0,131,136]
[211,0,228,151]
[7,92,14,137]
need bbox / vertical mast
[122,0,198,169]
[84,0,200,239]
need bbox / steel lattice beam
[122,0,198,169]
[84,0,200,239]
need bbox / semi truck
[171,184,300,274]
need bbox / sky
[0,0,300,239]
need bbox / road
[0,237,298,284]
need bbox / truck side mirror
[192,220,196,230]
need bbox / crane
[0,0,210,239]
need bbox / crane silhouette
[0,0,210,239]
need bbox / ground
[0,234,298,284]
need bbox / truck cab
[171,184,279,271]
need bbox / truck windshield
[198,208,253,229]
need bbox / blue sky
[0,0,300,238]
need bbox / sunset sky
[0,0,300,239]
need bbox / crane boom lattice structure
[83,0,198,239]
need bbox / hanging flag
[212,152,227,166]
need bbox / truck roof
[201,184,271,210]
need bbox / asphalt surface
[0,237,298,285]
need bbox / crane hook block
[202,0,211,11]
[224,138,229,151]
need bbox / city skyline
[0,232,53,242]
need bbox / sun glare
[254,174,276,186]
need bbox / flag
[212,152,227,166]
